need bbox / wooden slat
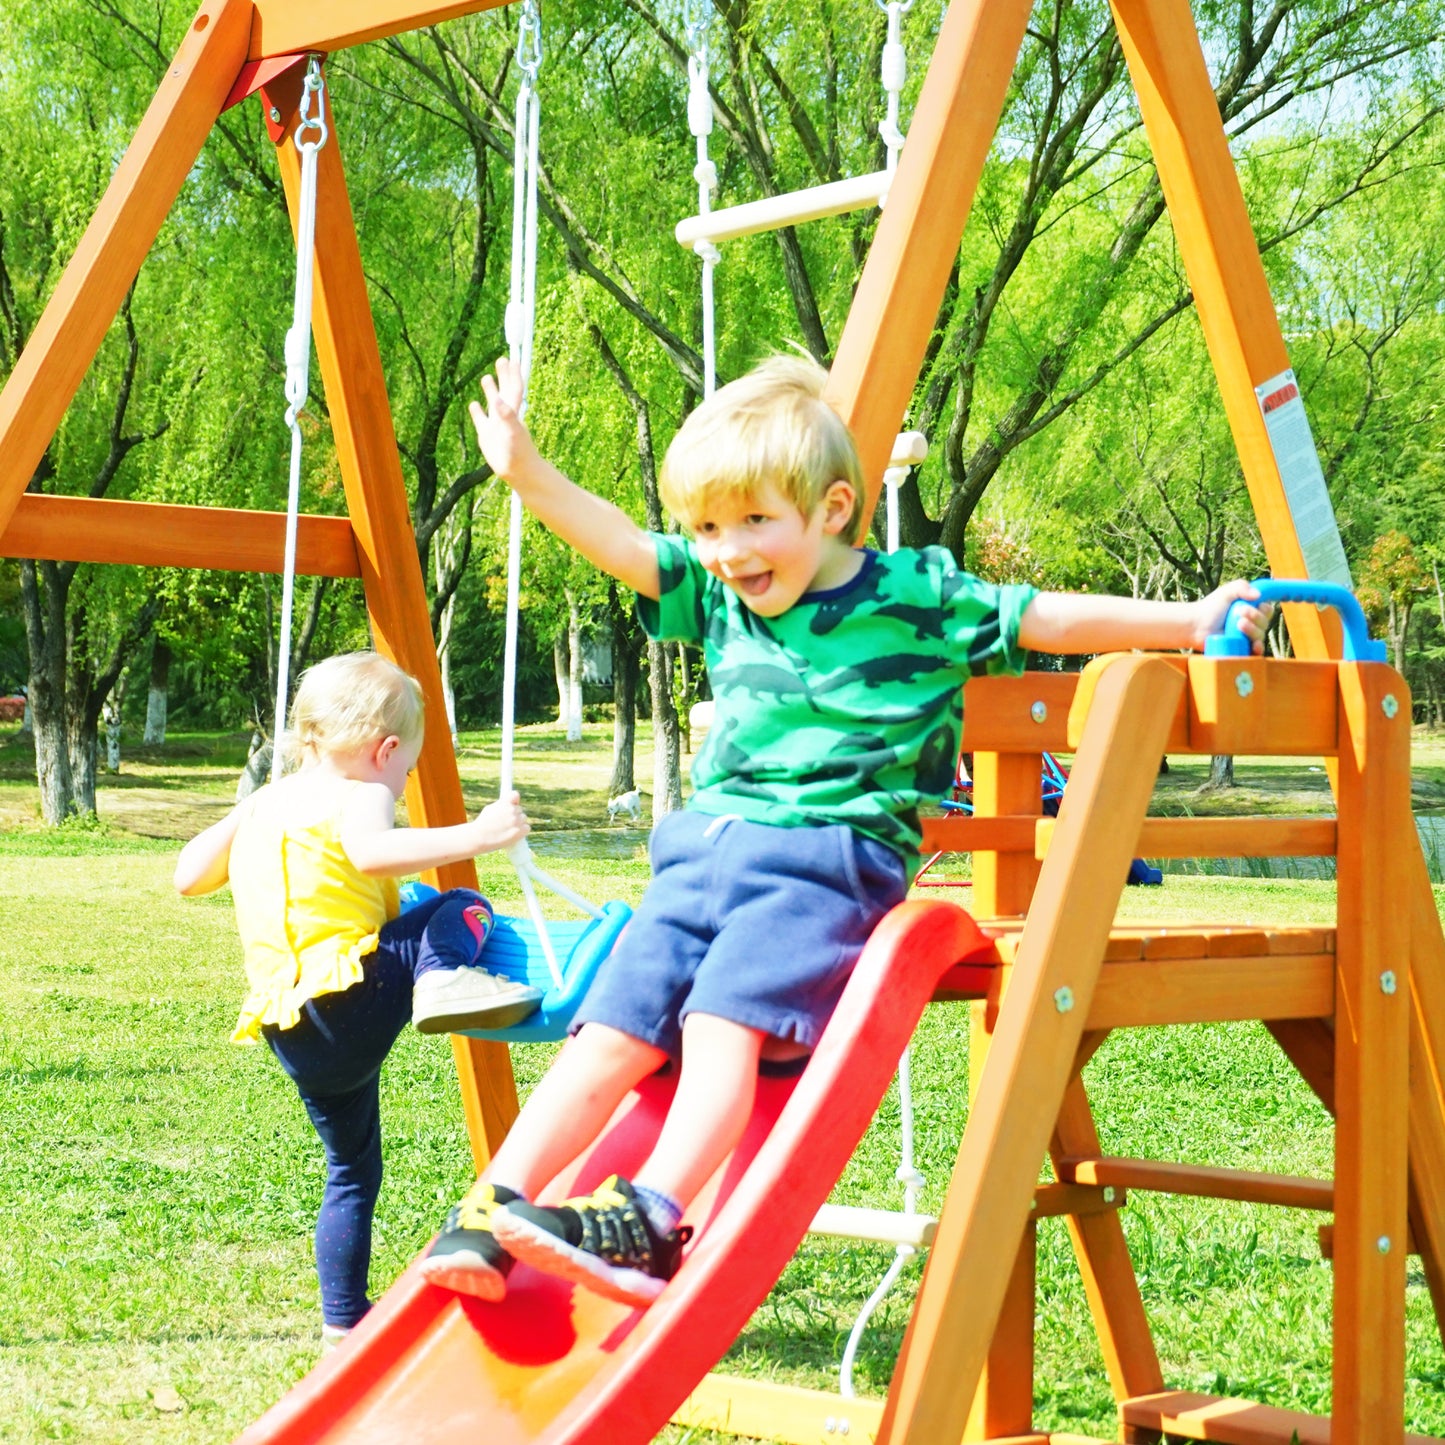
[1120,1391,1441,1445]
[1059,1156,1332,1211]
[921,814,1037,854]
[0,0,251,538]
[1083,955,1334,1029]
[1331,661,1412,1438]
[1186,658,1341,758]
[1034,816,1337,861]
[267,70,519,1161]
[971,754,1043,919]
[677,1375,884,1445]
[1318,1223,1417,1260]
[1031,1181,1124,1219]
[880,656,1184,1445]
[959,673,1078,754]
[0,494,361,577]
[824,0,1034,519]
[248,0,511,60]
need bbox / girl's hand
[474,791,531,853]
[1192,581,1275,654]
[469,357,541,488]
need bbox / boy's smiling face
[689,479,862,617]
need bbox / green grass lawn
[1,723,1443,1442]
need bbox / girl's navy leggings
[262,887,487,1329]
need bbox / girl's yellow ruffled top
[227,781,400,1043]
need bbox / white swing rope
[497,2,604,991]
[684,0,719,398]
[271,57,329,783]
[837,450,926,1401]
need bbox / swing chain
[517,0,543,81]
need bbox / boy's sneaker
[492,1175,693,1308]
[412,968,543,1034]
[419,1181,518,1301]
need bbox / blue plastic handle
[1203,578,1386,662]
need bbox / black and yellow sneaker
[491,1175,693,1308]
[419,1181,518,1301]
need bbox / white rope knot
[692,158,718,192]
[695,239,721,264]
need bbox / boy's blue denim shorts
[571,809,909,1058]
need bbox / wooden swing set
[3,0,1444,1441]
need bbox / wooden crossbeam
[248,0,512,62]
[1120,1391,1440,1445]
[1058,1156,1333,1211]
[0,494,361,577]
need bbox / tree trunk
[68,709,99,815]
[22,560,78,823]
[1204,754,1235,790]
[565,589,583,743]
[104,699,122,771]
[143,639,170,745]
[608,604,638,798]
[649,640,683,818]
[553,634,569,728]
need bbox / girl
[175,651,533,1342]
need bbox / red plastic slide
[237,899,993,1445]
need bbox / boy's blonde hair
[660,356,865,543]
[290,652,425,759]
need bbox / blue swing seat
[457,899,633,1044]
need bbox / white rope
[685,0,718,397]
[496,5,603,990]
[877,0,914,196]
[271,57,328,783]
[839,426,926,1399]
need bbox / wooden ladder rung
[808,1203,937,1248]
[1059,1156,1332,1210]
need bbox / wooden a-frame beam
[0,0,250,541]
[266,66,519,1162]
[823,0,1034,528]
[248,0,512,62]
[1,495,361,577]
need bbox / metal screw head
[1380,970,1398,995]
[1234,671,1254,698]
[1030,700,1048,724]
[269,106,282,123]
[839,1424,851,1437]
[1378,1235,1392,1255]
[824,1420,836,1435]
[1054,985,1074,1013]
[1382,693,1399,719]
[1102,1186,1117,1204]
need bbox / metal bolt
[839,1423,851,1437]
[1103,1186,1117,1204]
[1378,1236,1392,1255]
[269,106,282,123]
[1234,671,1254,698]
[1380,970,1398,995]
[1030,700,1048,724]
[1054,985,1074,1013]
[824,1420,836,1435]
[1382,693,1399,719]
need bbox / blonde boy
[422,356,1269,1308]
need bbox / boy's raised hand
[1192,581,1275,655]
[475,791,531,854]
[469,357,539,487]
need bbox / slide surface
[237,899,993,1445]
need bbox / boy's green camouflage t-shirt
[638,534,1038,870]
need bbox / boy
[420,355,1270,1308]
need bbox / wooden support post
[1050,1076,1164,1404]
[879,656,1184,1444]
[1331,662,1412,1440]
[966,749,1043,1433]
[823,0,1034,516]
[0,0,251,536]
[266,68,517,1165]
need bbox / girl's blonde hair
[289,652,425,759]
[660,356,865,543]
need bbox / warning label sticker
[1255,369,1351,587]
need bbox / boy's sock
[631,1183,683,1237]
